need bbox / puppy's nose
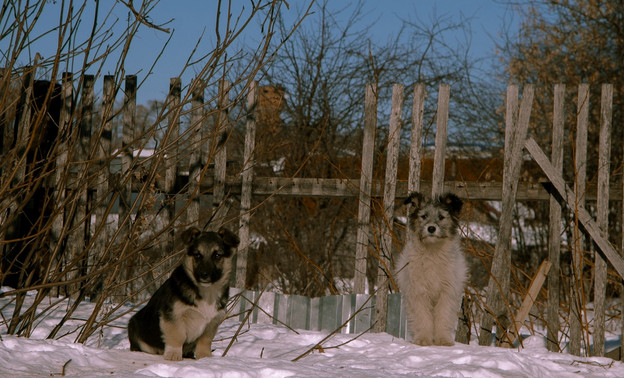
[427,226,436,234]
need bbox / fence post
[66,74,94,296]
[49,72,72,296]
[593,84,613,357]
[187,79,204,227]
[408,84,425,197]
[236,81,258,288]
[546,84,565,352]
[5,66,36,333]
[211,79,230,230]
[120,75,137,296]
[569,84,589,356]
[478,85,533,346]
[88,74,114,298]
[14,66,36,185]
[431,84,450,196]
[373,83,403,333]
[354,83,377,294]
[65,75,95,296]
[165,78,181,245]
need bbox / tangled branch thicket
[0,0,310,342]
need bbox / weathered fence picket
[431,84,450,196]
[211,79,230,231]
[164,77,181,251]
[50,72,72,296]
[92,75,114,274]
[546,83,565,352]
[187,80,204,227]
[373,83,403,333]
[67,75,93,296]
[594,84,613,357]
[236,81,257,288]
[478,85,534,346]
[569,84,590,356]
[353,83,377,294]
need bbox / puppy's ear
[218,227,240,249]
[181,227,201,246]
[439,193,463,218]
[404,192,424,208]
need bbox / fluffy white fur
[396,193,467,346]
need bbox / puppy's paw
[195,347,213,359]
[434,338,455,346]
[413,338,433,346]
[163,347,183,361]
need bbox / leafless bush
[0,0,307,342]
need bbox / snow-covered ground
[1,289,623,377]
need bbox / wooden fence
[2,68,624,357]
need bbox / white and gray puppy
[396,192,467,346]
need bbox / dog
[396,192,467,346]
[128,226,240,360]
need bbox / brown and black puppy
[128,227,240,360]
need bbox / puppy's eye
[420,214,427,220]
[438,214,445,220]
[192,252,202,260]
[212,251,224,260]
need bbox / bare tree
[240,0,498,296]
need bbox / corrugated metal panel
[230,289,408,339]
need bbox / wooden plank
[409,84,425,195]
[91,75,114,285]
[67,75,94,296]
[593,84,613,357]
[66,167,624,202]
[187,79,204,227]
[120,75,136,296]
[211,79,230,229]
[569,84,589,356]
[49,72,72,296]
[354,84,377,294]
[164,78,181,252]
[14,66,35,184]
[479,85,534,346]
[373,83,404,333]
[524,138,624,278]
[236,81,257,288]
[197,176,621,201]
[432,84,450,195]
[508,260,552,347]
[165,78,181,195]
[546,84,565,352]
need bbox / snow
[1,290,623,377]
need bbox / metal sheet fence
[231,289,408,339]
